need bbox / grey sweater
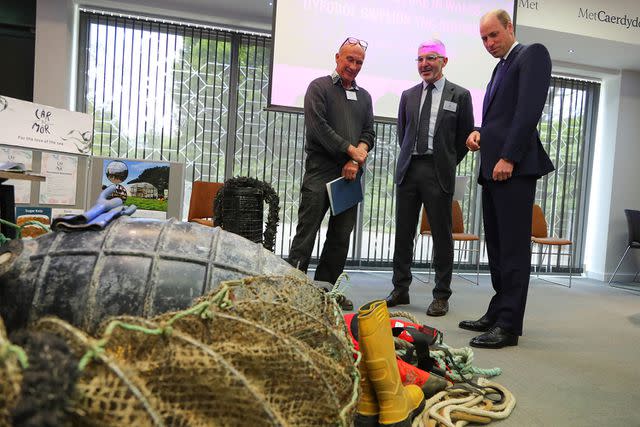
[302,75,376,191]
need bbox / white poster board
[0,95,93,155]
[0,146,33,203]
[39,152,78,205]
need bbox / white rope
[419,378,516,426]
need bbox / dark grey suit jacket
[395,79,474,193]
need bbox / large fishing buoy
[0,217,302,333]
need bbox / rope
[388,306,500,385]
[327,272,350,300]
[430,345,502,381]
[0,218,20,245]
[325,272,352,318]
[0,341,29,369]
[78,298,221,371]
[0,217,51,242]
[339,349,361,427]
[421,378,516,426]
[389,310,419,323]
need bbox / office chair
[531,203,573,288]
[417,200,480,285]
[608,209,640,289]
[187,181,224,227]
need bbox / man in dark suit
[385,39,474,317]
[461,10,554,348]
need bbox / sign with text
[39,152,78,205]
[15,206,52,239]
[517,0,640,46]
[0,95,93,155]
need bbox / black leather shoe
[469,326,518,349]
[384,289,410,307]
[426,298,448,316]
[458,315,493,332]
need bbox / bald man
[386,39,474,317]
[287,38,375,309]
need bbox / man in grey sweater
[287,37,375,309]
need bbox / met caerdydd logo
[578,8,640,29]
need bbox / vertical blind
[78,10,599,272]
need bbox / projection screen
[270,0,516,124]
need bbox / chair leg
[475,241,480,286]
[538,244,547,278]
[532,244,572,288]
[568,251,572,289]
[454,241,480,286]
[608,245,631,285]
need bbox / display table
[0,171,46,239]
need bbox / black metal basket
[221,186,264,244]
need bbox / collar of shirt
[331,70,360,91]
[502,41,519,61]
[422,76,446,92]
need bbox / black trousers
[392,156,453,300]
[287,185,358,284]
[482,176,536,336]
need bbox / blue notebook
[326,170,363,216]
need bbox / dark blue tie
[488,59,507,98]
[416,83,435,154]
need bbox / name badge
[346,90,358,101]
[443,100,457,112]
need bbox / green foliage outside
[124,196,167,211]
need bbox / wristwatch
[350,160,359,165]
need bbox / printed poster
[101,159,170,218]
[39,152,78,205]
[15,206,51,239]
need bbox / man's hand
[342,160,359,181]
[466,131,480,151]
[348,144,368,164]
[492,158,514,181]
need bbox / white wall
[584,74,620,279]
[34,0,75,109]
[602,71,640,280]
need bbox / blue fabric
[52,185,136,231]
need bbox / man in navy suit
[385,39,474,317]
[461,10,554,348]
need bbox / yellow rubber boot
[354,358,379,426]
[358,300,425,426]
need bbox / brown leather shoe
[337,295,354,311]
[384,289,410,307]
[426,298,448,316]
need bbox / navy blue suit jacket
[479,43,554,183]
[396,79,474,192]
